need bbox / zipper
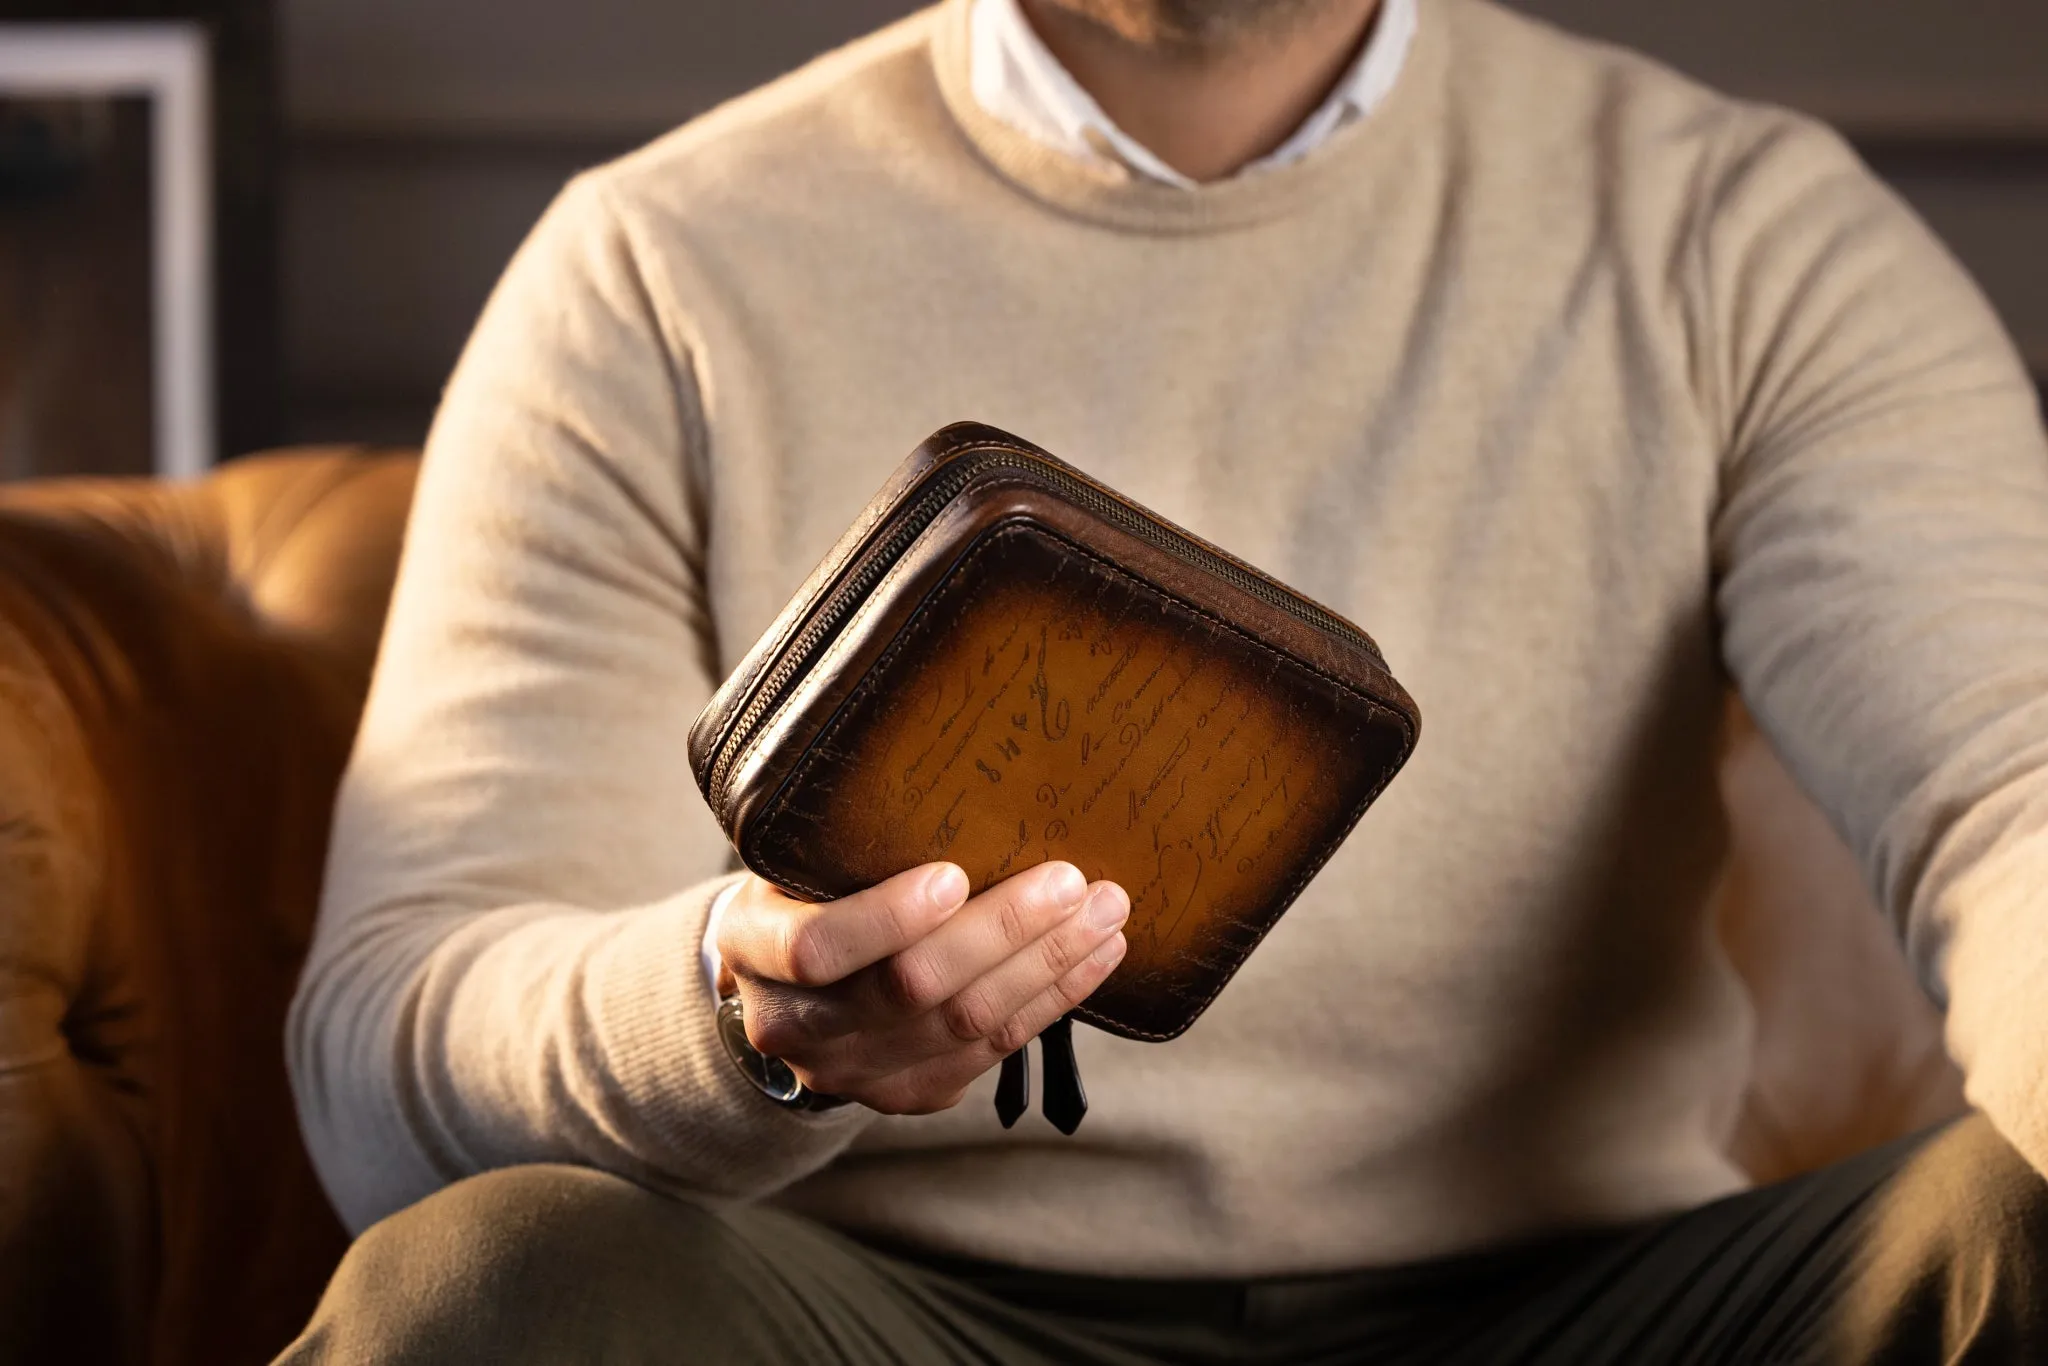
[705,447,1385,822]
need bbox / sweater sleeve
[286,174,873,1234]
[1704,114,2048,1172]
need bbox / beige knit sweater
[289,0,2048,1275]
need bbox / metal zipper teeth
[706,450,1385,822]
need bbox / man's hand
[716,861,1129,1115]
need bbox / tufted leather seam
[230,451,392,590]
[0,1039,71,1076]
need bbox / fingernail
[924,864,968,911]
[1042,862,1087,908]
[1083,884,1129,931]
[1092,932,1127,966]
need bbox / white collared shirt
[968,0,1418,188]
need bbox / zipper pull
[995,1047,1029,1129]
[1039,1014,1087,1135]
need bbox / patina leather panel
[743,516,1413,1040]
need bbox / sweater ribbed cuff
[1939,827,2048,1163]
[585,878,873,1199]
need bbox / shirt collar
[967,0,1418,190]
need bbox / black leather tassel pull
[1039,1014,1087,1135]
[995,1047,1030,1129]
[991,1017,1087,1134]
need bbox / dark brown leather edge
[1077,696,1411,1040]
[717,486,1030,847]
[941,424,1395,668]
[688,423,1019,787]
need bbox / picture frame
[0,22,212,479]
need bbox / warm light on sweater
[290,0,2048,1277]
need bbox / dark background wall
[279,0,2048,446]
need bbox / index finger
[720,862,971,989]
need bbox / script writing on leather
[751,522,1399,1039]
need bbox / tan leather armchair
[0,449,1966,1365]
[0,452,415,1366]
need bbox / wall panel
[277,0,2047,443]
[283,144,599,440]
[1514,0,2048,137]
[1879,150,2048,378]
[283,0,919,136]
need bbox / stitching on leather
[747,518,1416,1037]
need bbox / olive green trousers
[276,1114,2046,1365]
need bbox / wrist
[714,993,851,1113]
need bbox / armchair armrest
[0,450,416,1366]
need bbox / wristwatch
[715,994,850,1112]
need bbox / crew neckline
[928,0,1445,234]
[968,0,1418,190]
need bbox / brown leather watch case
[688,423,1419,1042]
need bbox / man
[279,0,2048,1360]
